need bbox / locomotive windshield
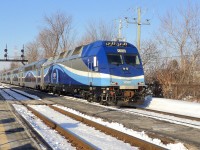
[124,54,140,65]
[107,54,123,65]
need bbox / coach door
[40,66,44,90]
[19,72,23,86]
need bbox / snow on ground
[62,96,200,129]
[140,96,200,118]
[0,84,196,149]
[63,95,200,119]
[12,89,41,100]
[0,89,15,100]
[54,104,187,150]
[13,104,76,150]
[120,108,200,129]
[30,105,138,150]
[3,89,30,100]
[0,85,41,100]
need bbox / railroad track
[119,107,200,129]
[1,84,196,149]
[0,93,51,149]
[54,95,200,129]
[24,103,165,150]
[2,84,200,130]
[0,87,35,100]
[136,107,200,122]
[4,84,200,129]
[0,86,165,149]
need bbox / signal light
[21,47,24,59]
[4,45,8,59]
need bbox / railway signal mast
[125,7,150,51]
[117,19,126,41]
[0,45,28,65]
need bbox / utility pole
[125,7,150,50]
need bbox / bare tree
[150,2,200,99]
[10,62,20,70]
[25,40,41,63]
[156,2,200,69]
[39,12,75,58]
[140,40,159,67]
[38,29,56,58]
[78,20,116,45]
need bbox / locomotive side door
[87,56,98,86]
[87,57,93,86]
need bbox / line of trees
[10,12,115,69]
[142,2,200,101]
[25,13,115,63]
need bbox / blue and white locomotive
[0,40,146,105]
[43,40,146,105]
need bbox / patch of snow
[30,105,138,150]
[0,85,41,100]
[120,108,200,129]
[0,89,15,100]
[53,104,187,150]
[13,104,75,150]
[140,96,200,118]
[12,89,41,100]
[3,89,29,100]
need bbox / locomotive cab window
[124,54,140,65]
[107,54,123,65]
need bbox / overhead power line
[125,7,150,51]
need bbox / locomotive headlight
[123,67,126,70]
[126,67,129,70]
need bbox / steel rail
[0,88,17,100]
[136,107,200,122]
[9,88,35,100]
[121,107,200,129]
[49,105,166,150]
[26,105,95,150]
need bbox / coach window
[72,46,83,56]
[66,50,72,57]
[124,54,140,65]
[107,54,123,65]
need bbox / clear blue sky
[0,0,199,70]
